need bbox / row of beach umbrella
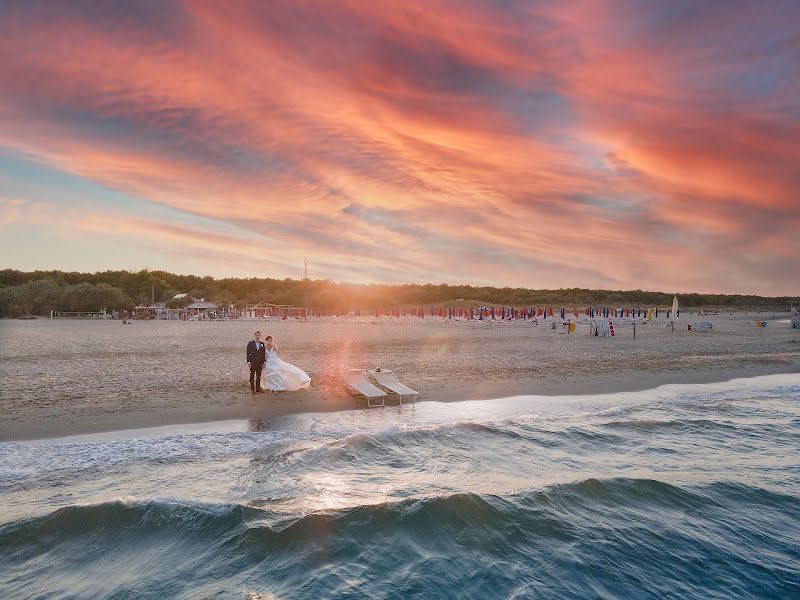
[310,305,680,320]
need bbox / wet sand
[1,313,798,441]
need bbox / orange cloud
[0,1,797,294]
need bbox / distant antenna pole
[303,257,309,320]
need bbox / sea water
[1,374,799,599]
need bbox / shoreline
[3,314,798,443]
[2,364,797,442]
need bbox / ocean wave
[4,373,798,479]
[600,417,753,434]
[4,399,796,503]
[2,479,798,599]
[5,478,798,543]
[0,430,308,492]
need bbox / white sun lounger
[344,369,386,407]
[368,369,418,404]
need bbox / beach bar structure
[186,300,219,320]
[132,303,190,320]
[244,303,308,320]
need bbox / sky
[0,0,798,295]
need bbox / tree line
[0,268,796,317]
[0,279,133,318]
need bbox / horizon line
[2,266,798,300]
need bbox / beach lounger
[344,369,386,407]
[368,369,418,404]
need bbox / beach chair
[344,369,386,407]
[368,369,418,404]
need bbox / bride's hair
[265,335,273,341]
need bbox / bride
[263,335,311,392]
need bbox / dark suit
[247,340,267,391]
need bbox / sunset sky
[0,1,798,295]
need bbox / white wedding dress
[264,346,311,391]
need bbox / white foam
[2,373,797,485]
[21,419,251,446]
[0,428,307,485]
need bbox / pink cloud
[0,1,797,294]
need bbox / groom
[247,330,267,393]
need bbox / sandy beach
[1,312,798,441]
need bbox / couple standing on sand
[246,330,311,394]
